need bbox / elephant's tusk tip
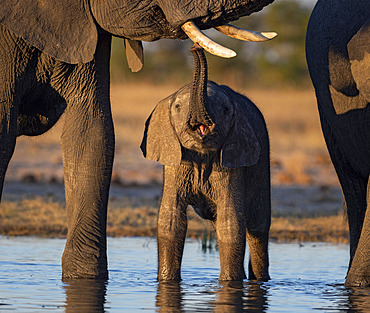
[220,49,237,58]
[261,32,278,40]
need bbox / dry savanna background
[0,83,348,244]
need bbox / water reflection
[2,237,370,312]
[63,279,107,312]
[156,282,184,312]
[156,281,268,312]
[214,281,268,312]
[347,287,370,312]
[61,277,370,313]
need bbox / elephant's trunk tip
[190,42,203,52]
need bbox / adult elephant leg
[215,204,247,281]
[319,111,368,283]
[0,100,17,199]
[61,90,114,278]
[345,176,370,287]
[157,166,188,282]
[0,26,23,199]
[340,169,367,274]
[60,35,114,279]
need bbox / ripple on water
[1,237,370,312]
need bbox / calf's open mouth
[195,124,214,138]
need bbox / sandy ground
[1,84,347,241]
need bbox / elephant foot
[62,253,108,279]
[219,270,246,282]
[62,269,108,280]
[345,274,370,287]
[249,273,270,282]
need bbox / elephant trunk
[188,44,214,134]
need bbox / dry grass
[0,196,349,243]
[271,215,349,243]
[0,198,67,237]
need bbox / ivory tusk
[215,24,277,42]
[181,21,237,58]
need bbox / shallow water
[0,237,369,312]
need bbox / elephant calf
[141,46,271,281]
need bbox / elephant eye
[174,103,181,111]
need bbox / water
[0,237,369,312]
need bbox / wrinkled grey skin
[306,0,370,287]
[141,49,270,281]
[0,0,274,279]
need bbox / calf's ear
[221,90,261,168]
[140,96,182,166]
[0,0,97,64]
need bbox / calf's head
[141,47,260,169]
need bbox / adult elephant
[306,0,369,286]
[0,0,275,279]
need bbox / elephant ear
[220,88,261,169]
[0,0,97,64]
[347,19,370,103]
[140,96,182,166]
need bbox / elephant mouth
[182,123,221,152]
[197,124,213,137]
[190,124,220,145]
[187,123,215,139]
